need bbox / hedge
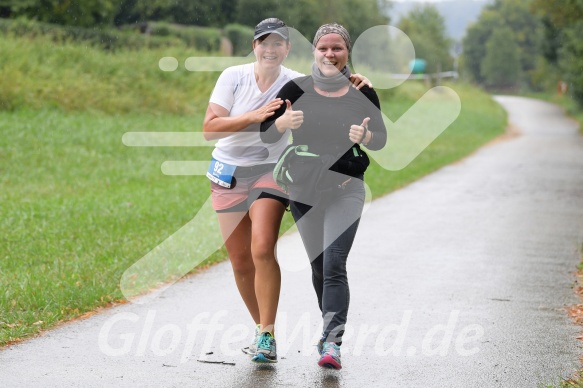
[224,23,255,56]
[0,18,185,51]
[144,22,222,53]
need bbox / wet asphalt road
[1,96,583,387]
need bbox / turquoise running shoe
[318,342,341,370]
[251,332,277,363]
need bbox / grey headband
[312,23,351,52]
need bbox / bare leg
[217,211,259,324]
[248,198,285,333]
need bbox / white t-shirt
[209,63,303,167]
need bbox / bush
[146,22,222,52]
[224,23,254,56]
[559,21,583,107]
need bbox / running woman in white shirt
[202,18,370,363]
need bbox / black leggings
[290,178,365,344]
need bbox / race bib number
[206,158,237,188]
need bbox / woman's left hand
[349,117,371,144]
[349,73,373,90]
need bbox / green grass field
[0,34,507,345]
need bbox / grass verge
[0,33,216,114]
[550,246,583,388]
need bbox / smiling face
[314,33,349,77]
[253,34,290,70]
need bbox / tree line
[2,0,581,106]
[462,0,583,106]
[0,0,390,42]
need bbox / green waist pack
[273,145,319,193]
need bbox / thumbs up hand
[349,117,371,145]
[275,99,304,133]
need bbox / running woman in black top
[261,23,387,370]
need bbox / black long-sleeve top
[260,76,387,177]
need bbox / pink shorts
[210,168,288,212]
